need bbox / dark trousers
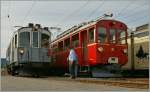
[69,61,77,78]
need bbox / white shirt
[68,49,77,62]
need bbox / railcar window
[119,31,125,38]
[72,34,79,48]
[118,30,126,44]
[51,44,58,53]
[12,38,14,61]
[6,45,10,61]
[109,29,116,43]
[98,27,107,43]
[89,28,94,43]
[15,34,17,48]
[53,46,58,53]
[12,38,14,48]
[19,32,30,47]
[41,33,49,48]
[58,41,63,51]
[64,38,70,50]
[32,32,38,47]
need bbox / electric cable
[22,1,36,26]
[55,0,90,27]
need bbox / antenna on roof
[95,13,113,22]
[49,27,61,31]
[104,13,113,17]
[13,26,23,28]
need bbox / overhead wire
[119,3,148,25]
[126,15,149,25]
[22,1,36,26]
[55,0,90,27]
[121,10,148,21]
[7,1,13,42]
[113,1,148,29]
[115,0,135,18]
[51,0,90,39]
[1,15,9,20]
[85,0,104,20]
[117,2,148,19]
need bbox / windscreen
[118,30,126,44]
[41,33,49,48]
[109,29,116,43]
[109,29,126,44]
[32,32,38,47]
[97,27,107,43]
[19,32,30,47]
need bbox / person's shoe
[69,76,72,79]
[71,76,75,79]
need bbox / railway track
[46,77,149,89]
[3,73,149,89]
[75,78,149,89]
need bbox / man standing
[68,48,78,79]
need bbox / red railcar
[50,19,128,77]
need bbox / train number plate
[108,57,118,64]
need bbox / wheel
[7,65,11,74]
[11,69,16,76]
[10,65,19,76]
[34,74,40,78]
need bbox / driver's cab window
[32,32,38,48]
[19,32,30,47]
[118,30,126,44]
[97,27,107,43]
[109,29,116,43]
[41,33,49,48]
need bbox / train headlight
[111,48,115,51]
[123,49,127,54]
[98,47,103,52]
[19,49,24,55]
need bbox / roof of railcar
[16,27,51,34]
[9,27,51,43]
[51,19,127,44]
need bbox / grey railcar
[6,23,51,76]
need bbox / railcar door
[31,31,40,62]
[81,30,88,65]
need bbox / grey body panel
[17,48,50,63]
[18,48,30,63]
[14,48,18,62]
[40,48,50,62]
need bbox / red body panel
[87,43,127,66]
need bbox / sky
[1,0,149,58]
